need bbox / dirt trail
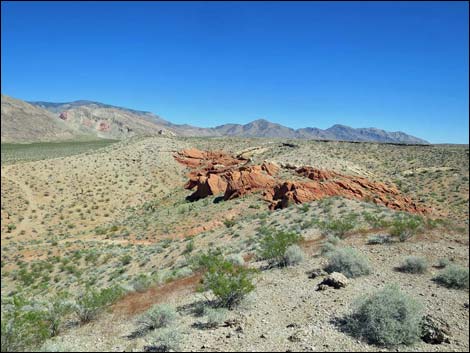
[112,272,203,317]
[2,165,39,239]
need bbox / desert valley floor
[1,135,469,352]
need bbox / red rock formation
[173,148,431,215]
[98,121,111,132]
[224,165,277,200]
[59,111,68,120]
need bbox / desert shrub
[1,295,50,352]
[319,214,357,238]
[137,304,177,333]
[320,242,336,256]
[144,326,181,352]
[130,273,154,293]
[284,244,304,266]
[190,249,223,271]
[363,212,391,228]
[320,236,341,255]
[258,230,302,266]
[42,293,74,337]
[74,285,124,323]
[199,254,256,308]
[367,234,392,245]
[223,219,236,228]
[389,216,423,242]
[325,247,371,278]
[433,264,469,289]
[326,235,341,245]
[398,256,428,274]
[345,285,423,346]
[204,308,228,328]
[183,239,195,254]
[226,254,245,267]
[436,258,451,268]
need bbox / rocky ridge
[174,148,432,215]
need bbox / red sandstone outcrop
[224,165,277,200]
[173,148,431,215]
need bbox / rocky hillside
[0,95,83,142]
[28,100,176,139]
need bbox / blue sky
[1,1,468,143]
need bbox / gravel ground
[49,231,469,352]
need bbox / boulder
[318,272,349,289]
[420,314,451,344]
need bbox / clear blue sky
[2,1,468,143]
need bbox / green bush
[325,247,371,278]
[258,230,302,266]
[145,326,181,352]
[389,216,423,242]
[284,244,304,266]
[434,264,469,289]
[199,254,256,308]
[319,214,357,238]
[1,295,50,352]
[42,293,74,337]
[137,304,177,333]
[398,256,428,274]
[190,249,223,271]
[363,212,391,228]
[345,285,423,346]
[74,285,124,323]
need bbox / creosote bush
[319,214,357,238]
[74,285,124,324]
[198,252,256,309]
[325,247,371,278]
[398,256,428,274]
[1,295,50,352]
[433,264,469,289]
[389,215,423,242]
[258,230,302,266]
[137,304,177,333]
[345,285,423,347]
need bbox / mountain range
[0,94,429,144]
